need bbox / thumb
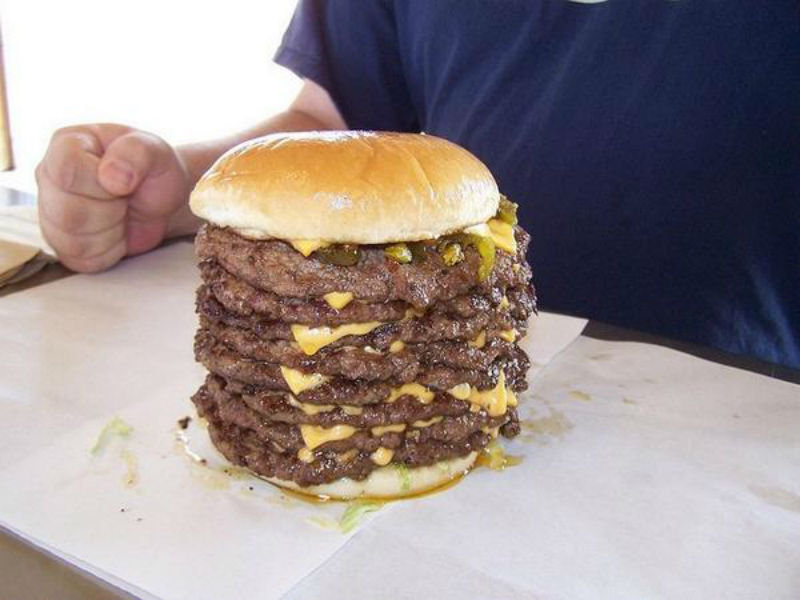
[96,131,174,198]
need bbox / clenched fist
[35,124,192,272]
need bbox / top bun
[189,131,499,243]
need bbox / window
[0,0,301,192]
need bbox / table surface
[1,186,797,599]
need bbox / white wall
[0,0,302,192]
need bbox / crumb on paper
[178,416,192,430]
[90,416,133,455]
[121,448,139,487]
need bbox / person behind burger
[35,1,799,369]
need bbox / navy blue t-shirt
[275,0,800,368]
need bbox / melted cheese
[463,223,491,237]
[412,416,443,428]
[387,383,435,404]
[469,331,487,349]
[290,239,330,257]
[469,371,510,417]
[499,329,517,342]
[297,448,314,463]
[481,426,501,438]
[447,383,472,400]
[371,423,406,436]
[404,307,425,320]
[370,447,394,466]
[288,395,363,416]
[507,388,518,407]
[446,373,513,417]
[389,340,406,353]
[280,366,329,395]
[499,295,510,310]
[487,219,517,253]
[287,396,335,415]
[323,291,354,310]
[291,321,384,355]
[337,449,358,463]
[464,219,517,253]
[300,424,356,450]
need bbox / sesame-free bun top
[189,131,500,243]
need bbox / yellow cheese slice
[323,291,354,310]
[412,416,443,428]
[469,371,509,417]
[404,306,425,320]
[387,383,435,404]
[507,388,518,407]
[481,426,501,438]
[291,322,384,355]
[297,448,315,463]
[447,383,471,400]
[290,239,330,257]
[487,219,517,253]
[499,329,517,342]
[463,223,491,237]
[370,447,394,466]
[288,395,363,416]
[287,397,334,415]
[371,424,406,436]
[300,424,356,450]
[337,449,358,463]
[469,331,487,349]
[280,366,329,395]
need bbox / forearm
[167,107,337,238]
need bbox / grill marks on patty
[191,224,535,486]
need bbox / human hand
[36,124,192,272]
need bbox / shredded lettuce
[394,463,411,492]
[90,416,133,455]
[339,500,382,534]
[306,515,339,531]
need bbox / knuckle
[60,235,97,260]
[58,203,91,234]
[49,153,78,191]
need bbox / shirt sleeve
[274,0,420,132]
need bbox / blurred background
[0,0,301,192]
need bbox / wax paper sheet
[0,241,595,599]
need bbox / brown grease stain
[748,485,800,514]
[519,407,574,444]
[568,390,592,402]
[623,398,638,405]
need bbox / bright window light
[0,0,302,193]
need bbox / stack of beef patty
[189,131,536,499]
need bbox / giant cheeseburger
[189,131,536,499]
